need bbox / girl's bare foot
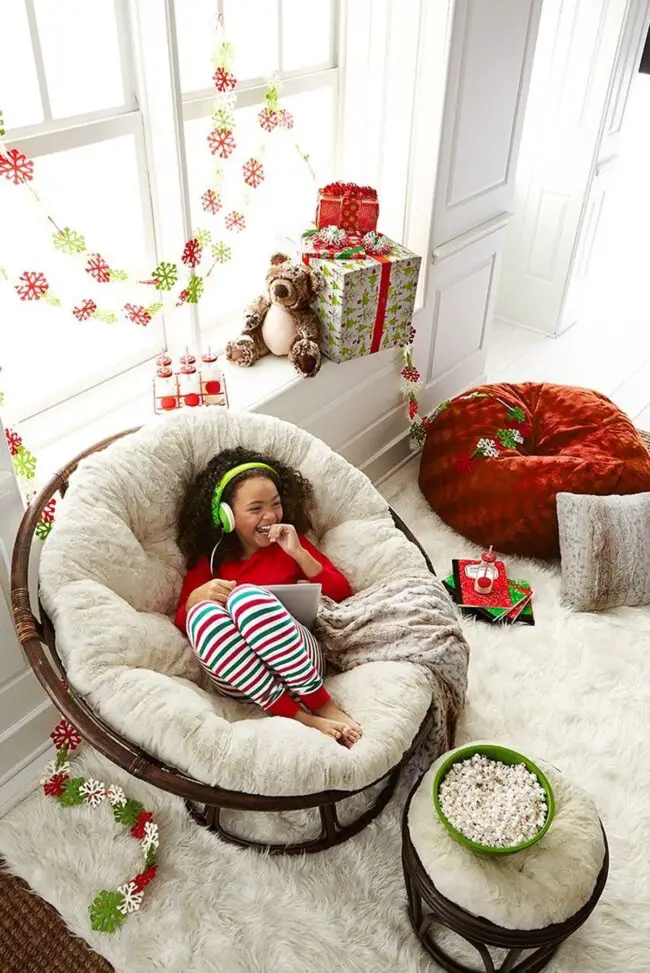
[293,709,359,748]
[313,700,362,747]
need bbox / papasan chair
[11,409,466,854]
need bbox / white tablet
[263,583,322,629]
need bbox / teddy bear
[226,253,325,378]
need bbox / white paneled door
[496,0,650,337]
[0,422,54,813]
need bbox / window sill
[25,353,311,482]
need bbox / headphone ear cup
[218,502,236,533]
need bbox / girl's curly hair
[177,446,315,568]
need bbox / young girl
[176,446,361,747]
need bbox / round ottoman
[402,747,608,972]
[419,382,650,558]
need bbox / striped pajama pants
[186,584,330,718]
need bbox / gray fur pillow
[556,493,650,611]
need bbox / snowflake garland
[201,188,222,214]
[225,210,246,233]
[207,128,236,159]
[15,270,49,301]
[123,303,151,326]
[0,147,34,184]
[86,253,111,283]
[72,299,97,321]
[182,239,202,268]
[41,715,161,934]
[211,241,232,263]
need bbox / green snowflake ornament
[211,241,231,263]
[113,798,144,827]
[146,302,163,318]
[212,106,235,130]
[52,227,86,255]
[194,228,212,248]
[57,777,86,807]
[35,519,53,540]
[95,308,118,324]
[185,274,204,304]
[13,446,36,480]
[109,268,128,282]
[507,405,526,422]
[145,845,157,867]
[152,261,178,292]
[496,428,518,450]
[89,890,127,934]
[44,293,61,307]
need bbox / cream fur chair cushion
[39,409,435,796]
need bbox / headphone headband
[211,462,278,529]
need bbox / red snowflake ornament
[130,810,154,839]
[177,288,189,305]
[224,211,245,233]
[212,67,237,92]
[278,109,294,130]
[408,399,419,420]
[50,718,81,752]
[201,189,222,215]
[182,238,202,268]
[401,364,420,383]
[258,107,278,132]
[43,773,69,797]
[73,299,97,321]
[0,148,34,184]
[123,304,152,326]
[15,271,49,301]
[5,429,22,456]
[242,158,264,188]
[133,865,158,893]
[41,497,57,525]
[207,128,236,159]
[86,254,111,283]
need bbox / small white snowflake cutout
[40,759,70,784]
[107,785,127,807]
[117,881,144,915]
[512,428,524,444]
[476,437,500,458]
[142,821,160,854]
[80,778,106,806]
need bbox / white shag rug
[3,460,650,973]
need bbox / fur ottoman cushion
[419,383,650,559]
[408,746,606,930]
[38,409,463,797]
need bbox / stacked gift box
[302,182,421,363]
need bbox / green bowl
[432,743,555,856]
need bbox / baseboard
[0,739,52,818]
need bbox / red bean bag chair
[419,382,650,559]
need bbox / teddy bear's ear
[309,269,326,295]
[270,252,290,266]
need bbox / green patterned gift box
[301,233,421,363]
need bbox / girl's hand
[267,523,301,557]
[186,578,236,610]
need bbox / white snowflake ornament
[141,820,160,855]
[80,778,106,807]
[107,785,127,808]
[117,881,144,915]
[476,437,500,458]
[40,759,70,784]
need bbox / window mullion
[24,0,52,122]
[165,0,201,356]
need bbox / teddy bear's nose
[274,283,289,298]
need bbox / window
[1,0,340,432]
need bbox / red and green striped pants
[186,584,331,718]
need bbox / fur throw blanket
[315,575,470,768]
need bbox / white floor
[487,72,650,429]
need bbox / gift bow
[320,182,378,201]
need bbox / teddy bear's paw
[226,336,256,367]
[289,338,321,378]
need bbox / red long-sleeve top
[174,535,351,633]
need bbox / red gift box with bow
[316,182,379,234]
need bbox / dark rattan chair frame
[401,781,609,972]
[11,427,436,855]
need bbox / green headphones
[211,462,278,533]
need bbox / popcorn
[438,754,548,848]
